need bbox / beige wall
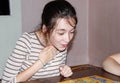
[21,0,120,67]
[89,0,120,66]
[67,0,89,66]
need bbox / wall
[89,0,120,66]
[67,0,89,66]
[0,0,21,78]
[21,0,52,32]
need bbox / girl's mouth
[62,44,68,48]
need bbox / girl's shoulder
[21,32,45,47]
[19,32,38,42]
[17,32,38,46]
[110,53,120,64]
[22,32,36,38]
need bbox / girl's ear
[42,25,47,33]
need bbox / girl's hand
[59,65,73,77]
[38,45,58,64]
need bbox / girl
[2,0,78,82]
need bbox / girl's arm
[2,32,58,83]
[2,32,31,83]
[102,54,120,76]
[16,45,57,82]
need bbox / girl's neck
[35,31,47,46]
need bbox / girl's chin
[57,47,66,52]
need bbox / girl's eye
[58,32,64,35]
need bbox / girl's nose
[64,34,70,43]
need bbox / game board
[58,75,120,83]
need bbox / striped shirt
[2,32,67,83]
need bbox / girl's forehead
[55,18,75,30]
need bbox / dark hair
[41,0,77,31]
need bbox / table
[22,64,120,83]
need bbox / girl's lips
[62,44,68,48]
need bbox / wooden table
[22,64,120,83]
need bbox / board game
[58,75,120,83]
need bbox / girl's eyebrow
[56,28,75,32]
[56,29,66,32]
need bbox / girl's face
[49,18,76,51]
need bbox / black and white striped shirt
[2,32,67,83]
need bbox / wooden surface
[20,64,120,83]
